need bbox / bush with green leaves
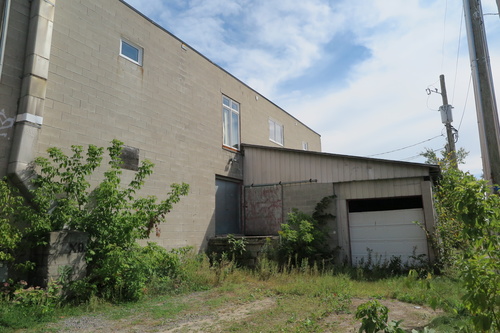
[423,149,499,332]
[355,300,405,333]
[0,179,23,262]
[278,211,331,266]
[277,195,335,266]
[27,140,189,261]
[19,140,189,302]
[437,167,499,331]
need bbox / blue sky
[125,0,500,176]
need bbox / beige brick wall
[25,0,321,251]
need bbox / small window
[269,119,283,145]
[302,141,309,150]
[222,96,240,150]
[120,38,143,65]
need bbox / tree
[420,147,468,166]
[421,148,499,331]
[27,140,189,261]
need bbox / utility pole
[439,74,457,166]
[463,0,500,186]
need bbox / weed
[355,299,405,333]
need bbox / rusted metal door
[244,185,282,236]
[215,178,241,235]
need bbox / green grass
[1,263,471,333]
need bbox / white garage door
[349,208,428,265]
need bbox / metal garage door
[349,207,428,265]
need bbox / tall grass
[0,249,471,332]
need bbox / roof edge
[241,143,440,174]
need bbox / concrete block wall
[282,182,338,250]
[207,236,279,268]
[0,0,320,253]
[34,231,88,286]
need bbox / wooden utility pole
[439,74,457,166]
[463,0,500,186]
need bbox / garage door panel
[351,240,428,260]
[349,208,428,264]
[351,223,425,240]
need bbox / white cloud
[279,0,500,177]
[125,0,500,176]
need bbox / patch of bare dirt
[49,296,442,332]
[158,297,275,332]
[330,298,444,333]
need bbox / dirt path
[51,296,442,332]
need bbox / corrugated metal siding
[334,178,423,200]
[243,147,431,186]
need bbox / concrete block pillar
[34,230,88,286]
[8,0,55,189]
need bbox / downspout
[7,0,55,191]
[0,0,11,81]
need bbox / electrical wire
[366,135,443,157]
[441,0,448,72]
[451,6,464,105]
[458,72,472,131]
[402,147,445,162]
[426,81,440,111]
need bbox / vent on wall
[120,146,139,171]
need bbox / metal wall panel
[243,146,432,186]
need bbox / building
[0,0,438,264]
[242,145,438,263]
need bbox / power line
[403,147,446,162]
[458,72,472,131]
[366,135,443,157]
[440,0,449,72]
[451,6,464,105]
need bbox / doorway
[215,177,241,235]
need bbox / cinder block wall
[34,231,88,286]
[23,0,321,252]
[282,183,338,250]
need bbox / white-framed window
[222,95,240,150]
[120,38,143,65]
[302,141,309,150]
[269,118,283,145]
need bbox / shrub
[355,299,405,333]
[0,179,23,262]
[8,140,190,303]
[91,244,148,302]
[278,208,332,266]
[429,160,499,331]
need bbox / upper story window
[120,38,143,65]
[302,141,309,151]
[222,96,240,150]
[269,118,283,146]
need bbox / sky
[125,0,500,176]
